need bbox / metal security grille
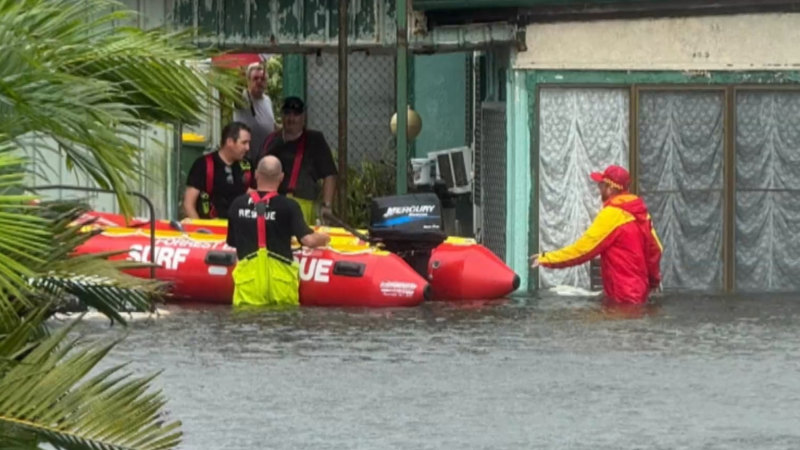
[479,102,507,260]
[470,55,481,208]
[305,52,396,166]
[465,55,474,152]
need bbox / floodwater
[74,293,800,449]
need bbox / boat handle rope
[321,211,372,245]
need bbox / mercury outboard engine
[369,193,447,278]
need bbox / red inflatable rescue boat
[74,193,519,306]
[74,229,428,307]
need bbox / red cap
[590,165,630,190]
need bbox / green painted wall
[412,52,468,157]
[282,54,306,101]
[508,69,800,292]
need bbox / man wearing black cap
[255,96,337,225]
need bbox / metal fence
[305,52,396,166]
[478,102,507,260]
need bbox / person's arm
[321,175,336,210]
[183,187,201,219]
[183,158,205,219]
[226,200,239,248]
[537,206,634,269]
[233,108,245,123]
[312,131,338,210]
[290,198,330,248]
[301,232,330,248]
[263,96,276,134]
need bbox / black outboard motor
[369,193,447,278]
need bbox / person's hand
[320,203,333,222]
[529,253,540,268]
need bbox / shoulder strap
[205,153,217,218]
[259,131,280,160]
[287,133,307,193]
[241,161,252,188]
[205,153,215,196]
[250,191,279,249]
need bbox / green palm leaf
[0,0,242,447]
[0,316,182,450]
[0,0,237,215]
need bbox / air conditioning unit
[427,146,473,195]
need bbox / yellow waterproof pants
[232,249,300,307]
[287,194,316,226]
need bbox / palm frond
[0,317,182,450]
[0,307,49,372]
[0,1,238,446]
[0,144,51,328]
[0,151,163,328]
[32,202,166,325]
[0,0,237,216]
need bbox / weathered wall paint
[412,53,468,157]
[166,0,396,49]
[167,0,517,51]
[514,69,800,291]
[517,13,800,71]
[415,0,676,10]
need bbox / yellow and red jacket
[539,194,662,304]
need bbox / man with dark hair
[183,121,253,219]
[531,165,663,304]
[255,96,337,225]
[227,155,330,306]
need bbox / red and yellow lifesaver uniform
[539,194,663,304]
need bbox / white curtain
[735,91,800,292]
[538,88,629,288]
[637,91,724,291]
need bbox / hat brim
[590,172,604,183]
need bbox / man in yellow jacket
[531,165,663,304]
[226,156,330,306]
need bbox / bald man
[226,155,330,306]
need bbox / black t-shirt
[256,129,338,201]
[186,152,253,219]
[226,192,313,261]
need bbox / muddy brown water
[73,293,800,449]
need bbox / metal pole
[337,0,349,217]
[395,0,408,194]
[172,121,183,221]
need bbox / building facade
[59,0,800,294]
[505,6,800,293]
